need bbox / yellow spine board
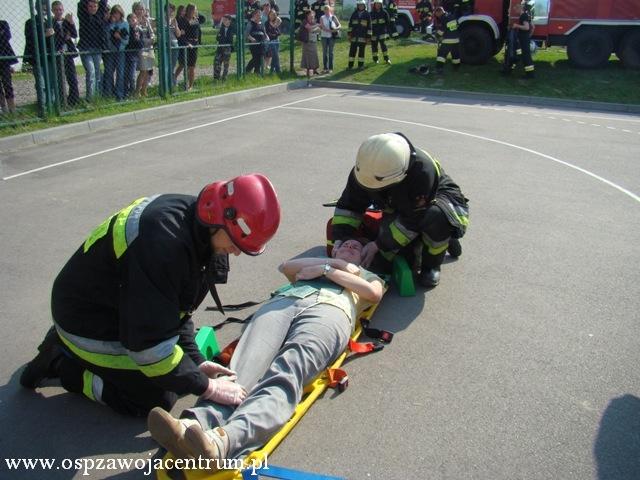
[157,295,386,480]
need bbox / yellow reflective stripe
[452,58,461,64]
[380,249,396,261]
[428,243,449,255]
[389,222,411,246]
[442,38,459,44]
[332,215,362,228]
[82,370,96,401]
[431,156,442,177]
[112,197,147,259]
[326,239,335,246]
[446,20,457,30]
[138,345,184,378]
[84,214,116,253]
[58,333,139,370]
[525,65,535,71]
[437,56,446,62]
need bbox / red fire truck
[429,0,640,68]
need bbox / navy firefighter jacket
[332,148,468,253]
[51,194,221,396]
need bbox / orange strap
[327,368,349,392]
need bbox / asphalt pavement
[1,86,639,480]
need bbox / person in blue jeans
[77,0,108,100]
[103,4,129,100]
[265,10,281,74]
[124,13,142,97]
[319,4,340,73]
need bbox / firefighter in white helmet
[331,133,469,288]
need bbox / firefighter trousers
[371,39,389,61]
[57,347,178,417]
[348,42,366,67]
[182,296,351,459]
[436,42,460,70]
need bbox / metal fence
[0,0,297,128]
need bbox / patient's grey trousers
[182,295,351,459]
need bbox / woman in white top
[319,4,340,73]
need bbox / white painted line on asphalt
[623,129,632,133]
[282,106,640,204]
[562,119,571,122]
[577,121,586,124]
[327,93,640,123]
[2,94,328,181]
[548,116,556,120]
[607,126,616,130]
[591,124,601,127]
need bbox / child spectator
[51,1,80,106]
[0,19,17,114]
[214,14,234,81]
[77,0,108,100]
[125,13,142,97]
[265,9,282,74]
[103,4,129,100]
[133,2,155,97]
[245,8,267,74]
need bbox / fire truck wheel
[396,15,411,38]
[619,29,640,69]
[567,28,613,69]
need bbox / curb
[310,80,640,114]
[0,80,307,153]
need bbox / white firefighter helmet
[356,0,366,5]
[354,133,413,190]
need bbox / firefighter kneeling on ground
[331,133,469,289]
[347,0,371,69]
[20,175,281,417]
[434,6,461,74]
[370,0,392,64]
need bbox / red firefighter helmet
[196,174,281,255]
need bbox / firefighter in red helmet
[20,174,281,416]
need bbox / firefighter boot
[448,238,462,257]
[384,55,391,64]
[20,326,65,388]
[419,267,440,288]
[148,407,200,459]
[418,250,446,289]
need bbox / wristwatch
[322,263,331,276]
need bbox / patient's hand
[199,361,237,381]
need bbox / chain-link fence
[1,0,300,128]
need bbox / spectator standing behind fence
[103,5,129,100]
[0,20,17,114]
[245,0,261,21]
[175,4,201,90]
[78,0,108,100]
[265,9,282,74]
[125,14,142,97]
[24,1,55,104]
[214,14,234,81]
[245,9,267,75]
[319,4,339,73]
[51,1,80,106]
[167,4,181,85]
[133,3,155,96]
[300,11,320,84]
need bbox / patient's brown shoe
[148,407,199,459]
[184,425,230,465]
